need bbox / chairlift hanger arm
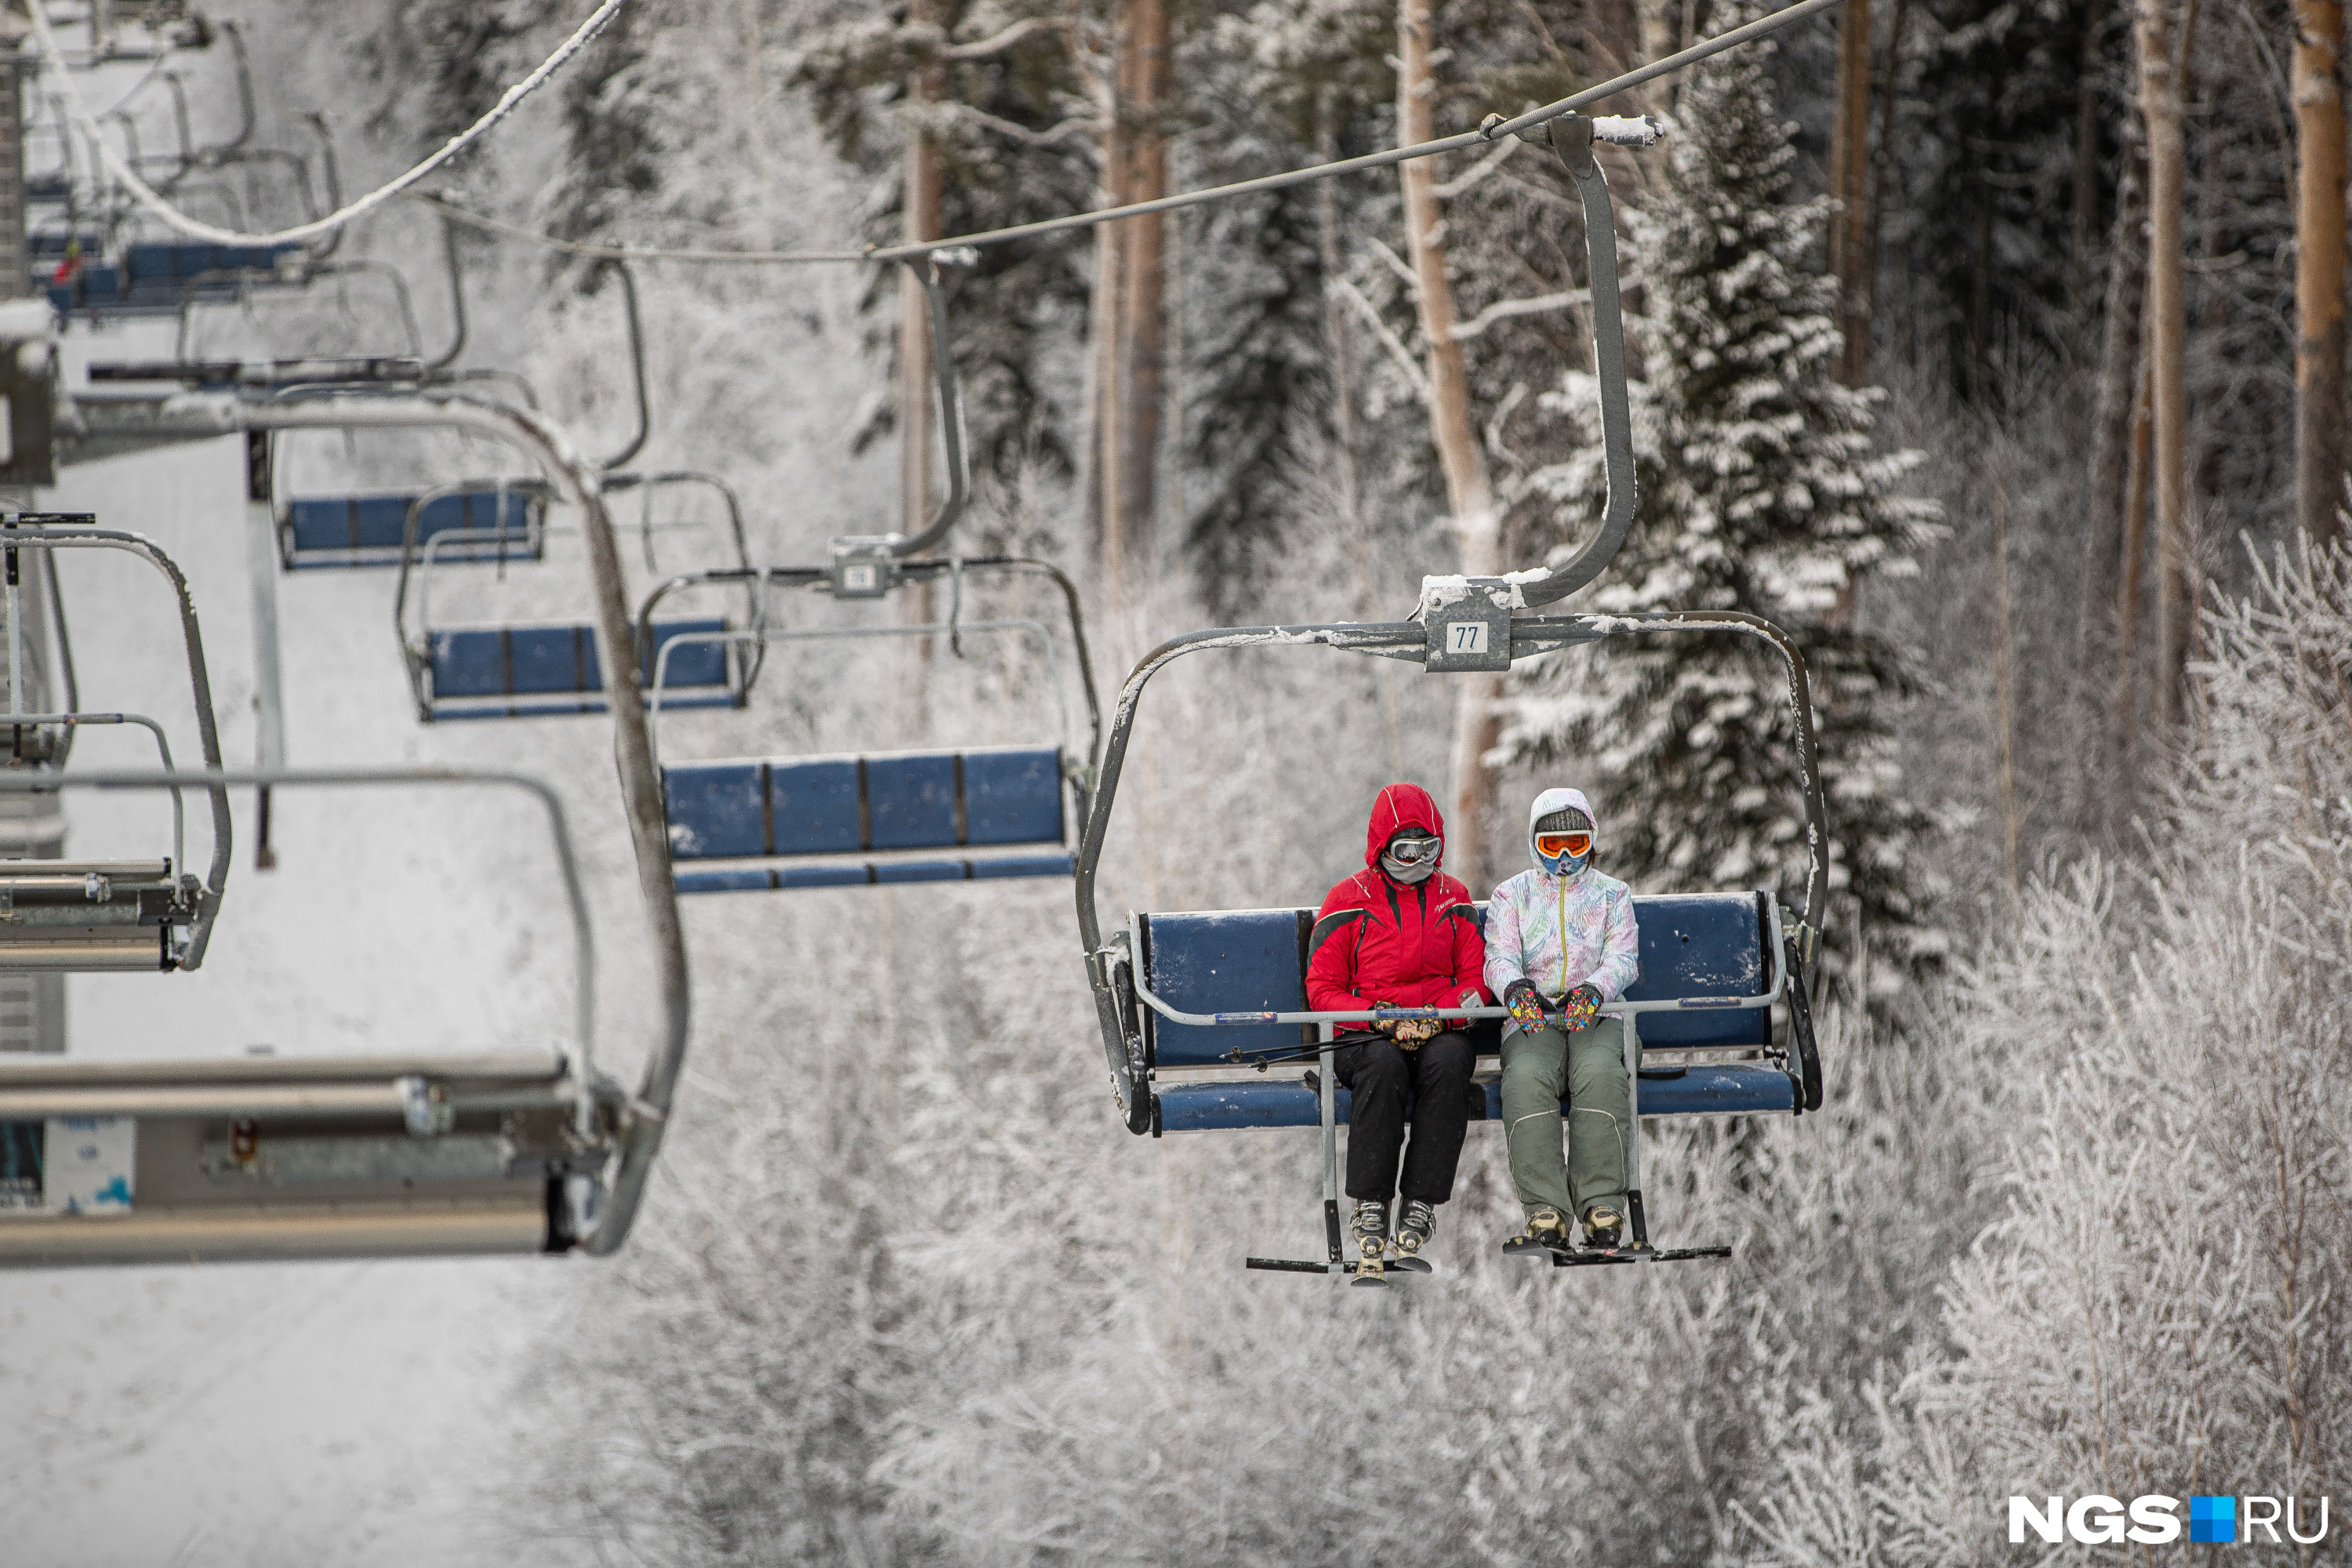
[589,258,649,472]
[1509,115,1642,609]
[428,205,467,372]
[233,394,689,1259]
[302,113,341,260]
[208,22,259,162]
[886,259,970,558]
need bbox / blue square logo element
[2190,1496,2236,1544]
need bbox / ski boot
[1501,1207,1571,1258]
[1389,1199,1436,1276]
[1579,1205,1626,1254]
[1350,1200,1389,1287]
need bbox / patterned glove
[1504,980,1550,1029]
[1392,1016,1439,1047]
[1561,983,1603,1032]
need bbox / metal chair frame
[0,521,234,971]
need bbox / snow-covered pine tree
[1502,13,1945,989]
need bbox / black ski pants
[1334,1031,1475,1206]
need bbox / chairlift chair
[1,393,695,1268]
[395,470,755,721]
[1076,115,1828,1273]
[0,514,232,972]
[271,428,550,571]
[644,552,1102,893]
[0,764,626,1267]
[634,259,1100,891]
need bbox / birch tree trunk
[2067,0,2109,347]
[1637,0,1679,117]
[2079,135,2147,823]
[902,6,946,661]
[1114,0,1169,572]
[2135,0,2192,727]
[1828,0,1874,383]
[900,7,944,539]
[2294,0,2347,546]
[1398,0,1501,882]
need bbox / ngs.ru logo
[2010,1495,2330,1545]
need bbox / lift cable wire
[406,0,1841,268]
[20,0,629,249]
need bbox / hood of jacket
[1525,786,1599,874]
[1363,782,1446,871]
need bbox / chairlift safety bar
[634,555,1105,769]
[0,763,606,1128]
[645,617,1074,773]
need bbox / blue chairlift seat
[424,615,735,720]
[125,241,295,304]
[1144,891,1792,1131]
[279,488,545,570]
[664,745,1072,892]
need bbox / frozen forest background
[10,0,2352,1560]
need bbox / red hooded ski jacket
[1305,783,1488,1031]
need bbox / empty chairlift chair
[0,515,233,972]
[122,240,298,307]
[397,471,753,721]
[645,556,1102,893]
[0,766,631,1268]
[269,426,550,569]
[50,240,299,318]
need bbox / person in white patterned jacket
[1482,786,1642,1255]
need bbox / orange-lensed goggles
[1535,831,1592,859]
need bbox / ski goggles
[1534,830,1592,859]
[1382,833,1443,866]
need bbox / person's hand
[1392,1016,1438,1047]
[1367,999,1399,1037]
[1504,980,1549,1029]
[1561,984,1603,1031]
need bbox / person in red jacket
[1305,782,1487,1283]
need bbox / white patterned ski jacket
[1483,787,1641,1037]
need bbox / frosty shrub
[1736,541,2352,1567]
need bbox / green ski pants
[1499,1017,1631,1224]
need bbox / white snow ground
[0,314,644,1567]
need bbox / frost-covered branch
[1432,134,1522,198]
[942,16,1069,60]
[951,103,1102,152]
[1367,237,1421,296]
[1450,287,1589,340]
[1331,277,1432,404]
